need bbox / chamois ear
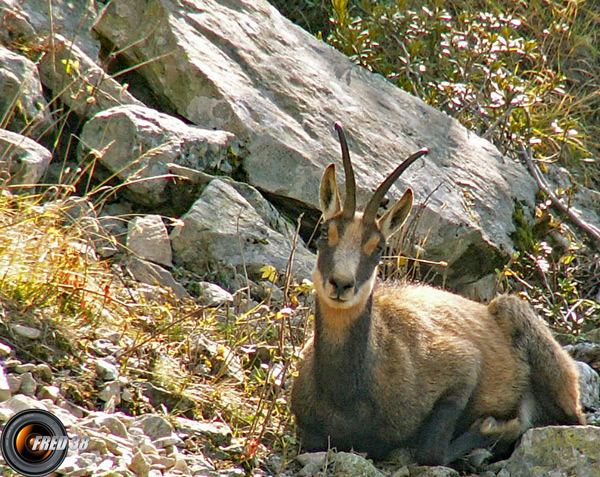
[379,188,413,239]
[320,163,342,220]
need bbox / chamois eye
[317,224,328,243]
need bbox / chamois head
[313,123,427,310]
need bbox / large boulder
[170,177,314,285]
[0,47,52,137]
[93,0,538,290]
[78,105,236,207]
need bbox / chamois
[290,123,585,466]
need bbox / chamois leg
[414,390,476,466]
[489,296,585,426]
[446,416,522,464]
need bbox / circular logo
[1,409,68,476]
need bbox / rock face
[93,0,537,289]
[503,426,600,476]
[170,177,314,284]
[78,105,236,207]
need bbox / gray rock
[33,363,53,381]
[86,414,129,438]
[37,385,60,402]
[96,359,119,381]
[131,415,174,441]
[195,282,234,306]
[297,452,328,476]
[78,105,236,207]
[175,417,232,447]
[0,130,52,187]
[127,215,173,267]
[0,47,52,136]
[576,360,600,411]
[6,374,21,394]
[39,34,143,121]
[331,452,384,477]
[170,178,314,283]
[13,363,35,373]
[409,466,460,477]
[503,425,600,477]
[98,380,122,406]
[0,342,11,357]
[19,372,37,396]
[153,434,183,449]
[93,0,537,290]
[0,366,10,402]
[129,450,151,477]
[126,256,190,299]
[1,0,100,60]
[0,394,48,421]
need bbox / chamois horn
[363,147,429,224]
[335,122,356,219]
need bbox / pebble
[11,324,42,339]
[0,366,10,402]
[130,450,151,476]
[19,372,37,396]
[38,385,60,402]
[6,374,22,393]
[97,358,119,380]
[0,343,12,357]
[132,415,174,441]
[14,363,36,373]
[34,363,53,381]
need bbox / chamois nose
[328,277,355,297]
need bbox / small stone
[34,363,53,381]
[6,374,21,393]
[19,372,37,396]
[14,363,35,373]
[96,359,119,380]
[37,385,60,402]
[11,324,42,339]
[129,450,151,477]
[92,414,129,438]
[575,360,600,410]
[175,417,232,447]
[153,434,183,449]
[98,380,121,404]
[0,366,10,402]
[407,466,460,477]
[131,414,174,441]
[0,394,48,420]
[127,215,173,267]
[297,452,328,476]
[195,282,234,305]
[331,452,385,477]
[0,343,12,357]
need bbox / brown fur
[290,134,584,465]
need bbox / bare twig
[518,143,600,250]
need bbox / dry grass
[0,186,311,472]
